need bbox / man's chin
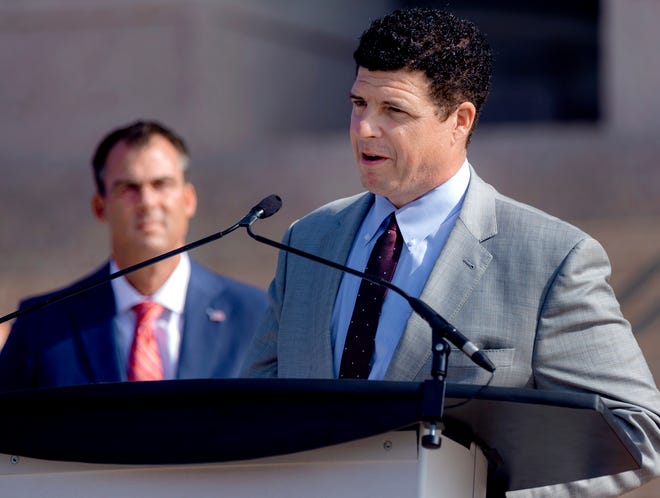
[132,238,176,259]
[360,176,392,199]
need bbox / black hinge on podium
[420,337,450,449]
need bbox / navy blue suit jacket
[0,260,267,390]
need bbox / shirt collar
[110,253,191,315]
[364,160,471,246]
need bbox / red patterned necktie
[339,213,403,379]
[127,301,164,381]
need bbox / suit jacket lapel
[308,193,375,377]
[74,264,123,382]
[177,262,223,378]
[385,169,496,381]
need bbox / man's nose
[352,112,380,138]
[137,184,159,206]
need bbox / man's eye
[352,100,366,107]
[113,184,138,195]
[153,178,176,190]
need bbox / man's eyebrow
[110,178,136,187]
[349,92,407,106]
[110,175,175,189]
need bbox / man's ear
[92,193,106,221]
[184,183,198,218]
[453,101,476,143]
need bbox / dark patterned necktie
[339,213,403,379]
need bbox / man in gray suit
[243,8,660,497]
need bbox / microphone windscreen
[256,195,283,219]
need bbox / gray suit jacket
[244,168,660,497]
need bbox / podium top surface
[0,378,641,491]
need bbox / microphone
[244,211,495,374]
[0,195,283,325]
[239,195,283,227]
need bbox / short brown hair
[91,120,189,195]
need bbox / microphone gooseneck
[245,219,495,374]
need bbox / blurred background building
[0,1,659,494]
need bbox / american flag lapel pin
[206,307,227,322]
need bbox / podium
[0,379,641,497]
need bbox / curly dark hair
[354,8,493,136]
[91,120,190,196]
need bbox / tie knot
[133,301,163,324]
[384,213,399,237]
[385,213,398,230]
[377,213,402,262]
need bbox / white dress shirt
[331,160,471,379]
[110,254,191,380]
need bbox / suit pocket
[448,347,514,369]
[445,348,516,384]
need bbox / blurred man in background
[0,120,267,388]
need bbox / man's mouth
[361,152,387,162]
[137,218,162,231]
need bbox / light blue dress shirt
[331,160,471,379]
[110,254,191,380]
